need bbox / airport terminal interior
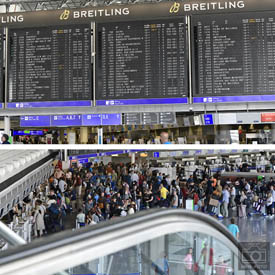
[0,149,274,275]
[1,0,275,275]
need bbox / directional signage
[51,115,82,126]
[20,116,51,127]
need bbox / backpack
[48,203,60,219]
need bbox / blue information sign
[204,114,214,125]
[51,115,82,126]
[153,152,160,158]
[82,114,102,126]
[7,100,91,109]
[20,116,51,127]
[78,158,89,164]
[101,113,122,125]
[13,130,44,136]
[96,98,187,106]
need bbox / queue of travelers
[7,159,275,242]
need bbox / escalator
[0,209,264,275]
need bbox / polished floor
[222,214,275,275]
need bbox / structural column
[4,116,10,135]
[272,124,275,144]
[59,129,65,144]
[80,127,88,144]
[67,128,76,144]
[97,128,103,144]
[131,152,136,164]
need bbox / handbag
[209,198,219,207]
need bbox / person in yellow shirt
[160,184,169,207]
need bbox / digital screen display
[192,12,275,103]
[96,18,188,105]
[20,115,51,127]
[142,113,159,125]
[0,29,3,105]
[124,113,142,125]
[13,130,44,136]
[8,24,91,107]
[159,112,176,124]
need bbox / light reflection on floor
[222,215,275,275]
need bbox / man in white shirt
[58,178,67,193]
[76,209,86,227]
[222,186,230,218]
[131,171,139,183]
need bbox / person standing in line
[239,191,247,218]
[266,192,273,216]
[227,218,240,240]
[270,185,275,216]
[76,209,86,228]
[171,189,178,208]
[222,186,230,218]
[33,208,45,237]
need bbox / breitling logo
[60,10,70,20]
[169,2,181,13]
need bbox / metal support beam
[0,221,26,246]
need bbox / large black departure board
[8,24,91,103]
[96,18,188,101]
[0,29,3,103]
[192,12,275,98]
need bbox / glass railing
[0,209,263,275]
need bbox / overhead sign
[204,114,214,125]
[0,1,261,27]
[20,116,51,127]
[82,114,102,126]
[219,113,237,125]
[101,114,122,126]
[13,130,44,136]
[237,113,261,124]
[153,152,160,158]
[51,115,82,126]
[261,113,275,122]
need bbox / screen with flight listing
[96,18,188,106]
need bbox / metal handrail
[0,209,263,275]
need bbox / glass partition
[60,231,256,275]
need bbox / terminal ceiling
[0,0,169,12]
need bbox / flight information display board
[0,29,3,108]
[124,113,142,125]
[7,24,92,108]
[142,113,159,125]
[159,112,176,124]
[96,18,188,106]
[192,12,275,103]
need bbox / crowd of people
[7,158,275,240]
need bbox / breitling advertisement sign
[1,0,275,28]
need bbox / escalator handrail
[0,209,263,275]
